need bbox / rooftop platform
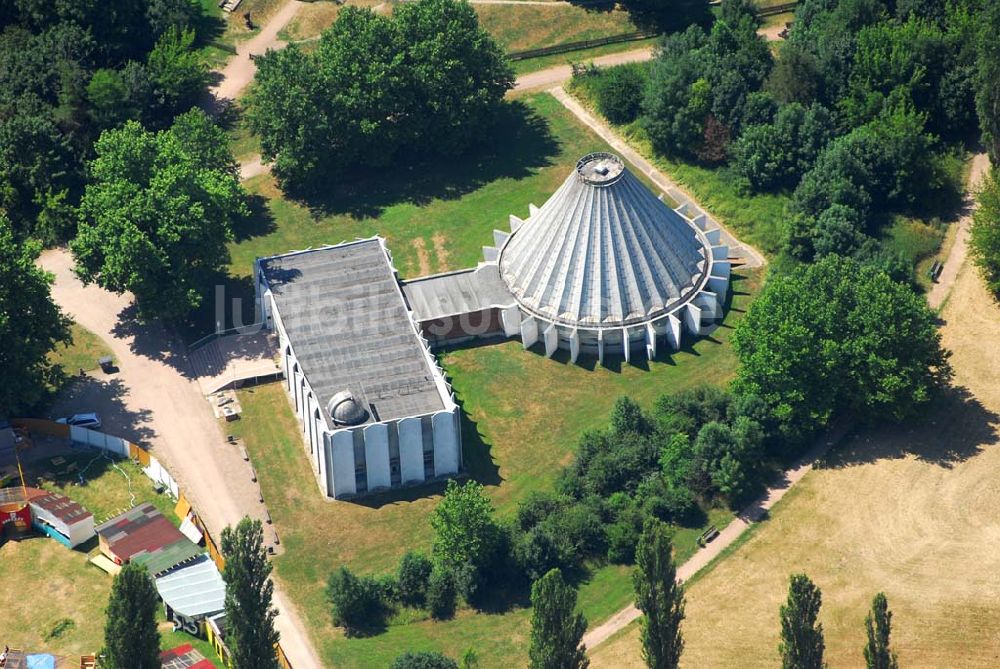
[402,264,515,323]
[258,239,448,425]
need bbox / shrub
[390,652,459,669]
[427,567,458,620]
[593,63,649,125]
[326,567,389,635]
[397,551,433,607]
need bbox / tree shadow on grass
[819,386,1000,470]
[284,100,561,220]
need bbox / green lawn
[230,268,758,668]
[49,323,113,375]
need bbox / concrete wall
[319,406,462,500]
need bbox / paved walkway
[38,249,323,669]
[582,419,853,650]
[927,152,991,310]
[550,86,766,268]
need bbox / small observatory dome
[327,390,367,426]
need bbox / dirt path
[581,419,852,649]
[210,0,304,104]
[927,152,991,310]
[550,86,766,267]
[514,47,654,92]
[37,249,323,669]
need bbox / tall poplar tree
[221,517,280,669]
[779,574,826,669]
[633,520,685,669]
[863,593,898,669]
[528,569,588,669]
[102,562,160,669]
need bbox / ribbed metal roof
[498,153,709,328]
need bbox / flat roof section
[259,239,447,425]
[402,264,516,323]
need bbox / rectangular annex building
[255,238,462,499]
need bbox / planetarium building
[255,153,731,498]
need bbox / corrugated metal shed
[154,556,226,619]
[95,503,202,575]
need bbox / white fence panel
[144,455,179,499]
[70,426,130,457]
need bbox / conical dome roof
[498,153,709,328]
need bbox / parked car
[55,413,102,429]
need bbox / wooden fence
[508,30,658,61]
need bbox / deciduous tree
[863,593,898,669]
[0,216,70,414]
[528,569,588,669]
[732,255,951,450]
[102,562,160,669]
[633,520,685,669]
[971,168,1000,295]
[779,574,825,669]
[72,110,247,320]
[221,517,280,669]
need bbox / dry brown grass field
[590,261,1000,668]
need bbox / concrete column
[482,246,498,262]
[667,314,682,350]
[520,316,538,349]
[711,244,729,260]
[509,214,524,232]
[597,328,605,366]
[501,305,522,338]
[712,259,732,279]
[528,203,540,217]
[697,291,719,322]
[683,303,702,335]
[397,417,425,484]
[622,327,631,363]
[646,322,657,359]
[543,323,558,358]
[569,329,580,364]
[705,228,722,245]
[493,230,510,247]
[709,275,729,297]
[432,410,460,477]
[330,431,356,498]
[363,424,391,491]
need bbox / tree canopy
[779,574,825,669]
[528,569,588,669]
[0,0,206,242]
[732,255,951,448]
[970,168,1000,295]
[246,0,513,192]
[71,109,246,320]
[102,562,160,669]
[221,517,280,669]
[634,520,685,669]
[0,216,69,414]
[863,592,898,669]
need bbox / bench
[928,260,944,282]
[697,525,720,547]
